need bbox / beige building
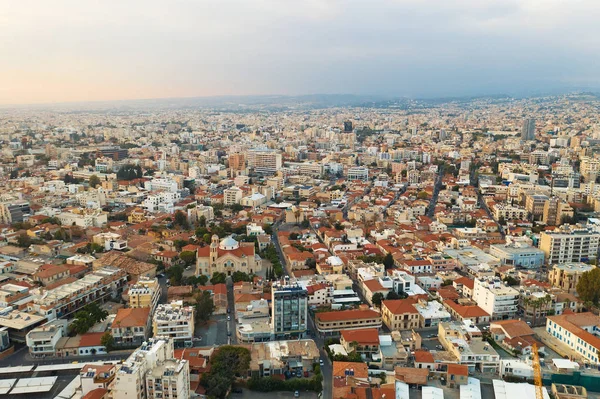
[128,277,160,312]
[196,235,261,276]
[223,186,243,205]
[525,194,549,220]
[548,263,595,294]
[542,197,574,226]
[153,301,195,348]
[315,309,382,335]
[539,227,600,265]
[381,299,420,331]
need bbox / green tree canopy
[372,292,384,308]
[89,174,101,188]
[195,290,215,323]
[179,250,196,265]
[577,268,600,305]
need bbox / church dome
[219,236,240,250]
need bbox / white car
[227,315,231,321]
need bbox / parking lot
[195,314,230,346]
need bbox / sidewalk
[534,327,583,362]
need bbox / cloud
[1,0,599,104]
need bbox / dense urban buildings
[0,93,599,398]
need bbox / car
[227,331,232,336]
[319,359,324,366]
[227,315,231,321]
[232,388,243,394]
[436,345,443,350]
[227,308,231,314]
[294,391,300,397]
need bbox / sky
[1,0,600,105]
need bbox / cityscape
[2,1,600,399]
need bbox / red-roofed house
[340,328,380,357]
[444,300,490,324]
[306,283,333,307]
[381,298,420,331]
[453,277,475,298]
[363,279,389,306]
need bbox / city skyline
[2,0,600,105]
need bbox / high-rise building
[271,281,308,339]
[521,118,536,141]
[229,153,246,171]
[112,337,190,399]
[343,121,353,133]
[0,201,30,224]
[542,197,574,226]
[539,226,600,264]
[580,156,600,183]
[247,149,282,175]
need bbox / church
[196,235,261,276]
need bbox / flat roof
[395,381,409,399]
[0,378,16,394]
[9,376,57,394]
[0,365,34,374]
[36,363,85,372]
[422,386,444,399]
[492,380,549,399]
[460,377,481,399]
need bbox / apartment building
[438,321,500,373]
[548,263,595,294]
[542,197,574,226]
[315,309,382,335]
[144,177,179,193]
[347,166,369,181]
[223,186,243,205]
[153,301,195,348]
[492,205,528,221]
[28,267,127,320]
[546,312,600,363]
[112,337,190,399]
[128,277,161,313]
[539,226,600,265]
[247,149,282,175]
[0,201,31,224]
[472,278,519,320]
[581,156,600,183]
[271,282,308,339]
[525,194,549,220]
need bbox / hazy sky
[2,0,600,105]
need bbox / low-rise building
[548,263,595,294]
[248,339,320,378]
[381,299,420,331]
[546,312,600,363]
[438,321,500,373]
[315,309,382,335]
[111,307,152,347]
[489,243,545,269]
[128,277,160,313]
[25,319,68,357]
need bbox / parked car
[319,359,324,366]
[232,387,243,394]
[294,391,300,398]
[227,315,231,321]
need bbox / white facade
[472,278,519,320]
[153,301,195,348]
[144,178,179,193]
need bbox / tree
[577,268,600,305]
[174,211,189,229]
[372,292,384,308]
[198,215,207,227]
[179,250,196,266]
[89,174,101,188]
[101,332,115,352]
[166,265,184,285]
[305,258,317,269]
[263,224,273,235]
[16,234,31,248]
[503,276,519,286]
[232,271,251,283]
[211,272,227,285]
[386,291,400,300]
[417,191,429,200]
[195,290,215,323]
[383,253,395,270]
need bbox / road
[308,313,331,399]
[470,164,505,238]
[426,165,445,218]
[226,276,237,345]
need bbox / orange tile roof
[490,319,535,339]
[382,299,418,315]
[363,279,386,293]
[394,366,429,385]
[112,307,150,328]
[341,328,380,345]
[454,277,475,289]
[332,361,369,378]
[79,332,105,347]
[414,350,435,363]
[444,300,489,318]
[447,364,469,376]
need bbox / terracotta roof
[444,300,490,318]
[341,328,380,345]
[96,251,155,276]
[332,361,369,378]
[394,366,429,385]
[454,277,475,289]
[447,364,469,376]
[363,279,386,293]
[112,307,151,328]
[414,350,435,363]
[82,388,108,399]
[382,299,418,315]
[490,319,535,339]
[34,265,68,279]
[547,312,600,352]
[316,309,381,323]
[79,332,105,347]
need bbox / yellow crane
[532,343,544,399]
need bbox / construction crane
[532,343,544,399]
